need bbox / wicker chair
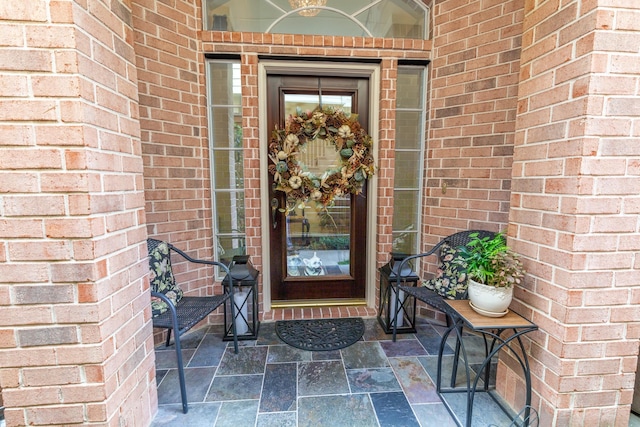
[147,238,239,414]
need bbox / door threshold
[271,298,367,308]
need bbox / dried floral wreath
[268,107,376,212]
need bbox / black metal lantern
[378,253,419,334]
[222,255,260,341]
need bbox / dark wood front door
[267,75,369,303]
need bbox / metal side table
[437,300,538,427]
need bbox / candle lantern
[377,253,419,334]
[222,255,260,340]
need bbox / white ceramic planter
[468,279,513,316]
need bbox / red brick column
[510,0,640,425]
[0,1,154,425]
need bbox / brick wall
[511,0,640,425]
[148,0,520,344]
[133,0,435,331]
[137,19,433,321]
[239,52,264,315]
[187,33,431,321]
[133,0,226,329]
[2,0,637,424]
[418,0,524,321]
[0,0,154,426]
[426,0,523,238]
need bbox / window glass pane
[203,0,429,40]
[212,149,244,189]
[217,235,246,265]
[392,190,418,231]
[393,65,426,257]
[204,0,280,32]
[395,111,421,150]
[208,62,241,106]
[356,0,426,39]
[392,230,417,254]
[397,68,424,109]
[272,0,368,15]
[394,151,420,188]
[210,107,242,149]
[271,11,368,37]
[207,60,246,267]
[214,191,245,234]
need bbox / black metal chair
[147,238,238,414]
[391,230,496,386]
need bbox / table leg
[450,324,462,388]
[438,319,474,427]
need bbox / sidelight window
[206,60,247,267]
[392,65,427,255]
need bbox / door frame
[258,60,380,312]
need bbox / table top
[445,300,537,330]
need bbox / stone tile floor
[151,317,507,427]
[151,318,639,427]
[0,318,638,427]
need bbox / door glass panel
[283,93,352,278]
[283,94,352,113]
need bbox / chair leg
[165,329,172,347]
[173,332,189,414]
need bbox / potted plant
[457,231,525,317]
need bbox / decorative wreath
[268,107,376,212]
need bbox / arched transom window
[203,0,430,39]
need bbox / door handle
[270,198,279,229]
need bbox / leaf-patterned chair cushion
[422,243,468,300]
[149,241,183,316]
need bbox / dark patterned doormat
[275,317,365,351]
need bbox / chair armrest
[151,290,180,327]
[394,239,449,286]
[166,243,234,296]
